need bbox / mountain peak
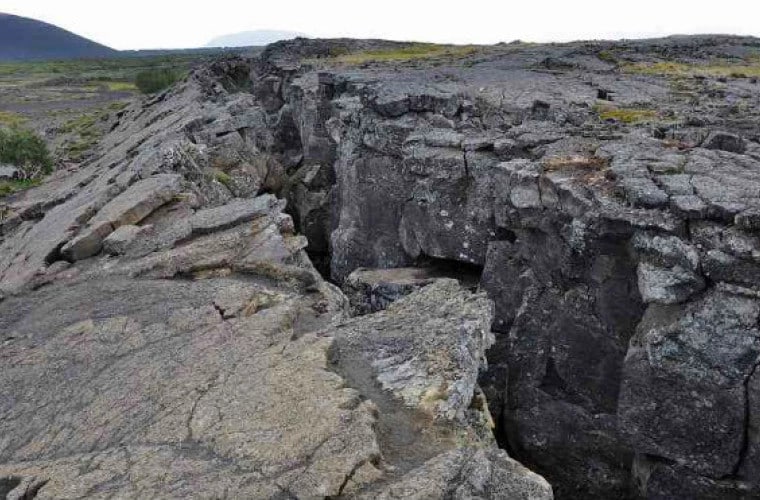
[0,12,117,61]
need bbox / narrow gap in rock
[44,242,66,265]
[308,250,333,282]
[733,359,760,477]
[413,255,484,290]
[0,476,22,497]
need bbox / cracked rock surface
[5,33,760,499]
[0,51,551,499]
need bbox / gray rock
[619,289,760,479]
[671,194,708,219]
[0,165,20,180]
[61,220,114,262]
[343,266,439,314]
[61,174,183,262]
[331,279,494,421]
[702,131,746,154]
[362,448,553,500]
[620,177,670,209]
[190,195,280,235]
[637,261,706,304]
[9,34,760,499]
[102,224,147,255]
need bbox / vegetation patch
[58,111,105,161]
[0,110,27,127]
[57,103,127,162]
[597,50,618,64]
[135,68,183,94]
[0,126,53,176]
[0,54,203,82]
[211,169,234,190]
[0,177,41,197]
[327,43,477,64]
[624,60,760,79]
[594,104,658,124]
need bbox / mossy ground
[624,59,760,79]
[325,43,478,64]
[594,103,659,124]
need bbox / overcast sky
[3,0,760,50]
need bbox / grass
[0,54,205,82]
[594,103,659,124]
[624,60,760,79]
[0,111,27,127]
[0,178,41,197]
[597,50,618,64]
[326,43,478,64]
[212,169,234,190]
[58,107,114,161]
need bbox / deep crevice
[413,255,484,290]
[732,357,760,477]
[0,476,22,497]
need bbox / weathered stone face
[6,34,760,499]
[0,46,555,500]
[259,37,760,499]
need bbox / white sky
[2,0,760,50]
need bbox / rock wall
[4,36,760,499]
[0,49,552,499]
[246,37,760,498]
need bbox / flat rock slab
[360,448,553,500]
[332,279,494,422]
[0,277,379,499]
[62,174,183,261]
[190,195,281,235]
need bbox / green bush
[134,68,182,94]
[0,127,53,176]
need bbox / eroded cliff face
[245,37,760,498]
[0,53,550,499]
[2,36,760,499]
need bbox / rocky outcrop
[5,35,760,499]
[0,50,552,499]
[240,36,760,498]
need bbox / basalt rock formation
[3,35,760,499]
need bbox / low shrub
[134,68,182,94]
[0,127,53,176]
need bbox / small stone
[0,164,20,180]
[637,262,706,304]
[671,195,708,219]
[702,131,746,154]
[620,177,669,209]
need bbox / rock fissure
[4,35,760,499]
[732,356,760,477]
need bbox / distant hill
[206,30,307,48]
[0,12,118,61]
